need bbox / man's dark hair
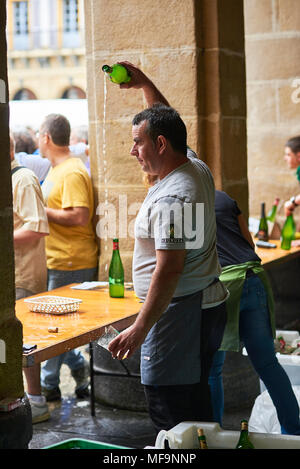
[14,130,37,154]
[42,113,71,146]
[285,136,300,154]
[132,103,187,155]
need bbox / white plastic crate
[249,385,300,434]
[242,330,300,392]
[261,330,300,392]
[155,421,300,449]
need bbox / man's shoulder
[215,190,235,207]
[163,158,214,200]
[49,157,89,179]
[12,164,39,185]
[63,157,89,176]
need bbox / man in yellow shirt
[39,114,98,401]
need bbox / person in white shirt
[10,135,50,424]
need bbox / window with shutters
[62,0,80,48]
[13,1,29,50]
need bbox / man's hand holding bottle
[117,61,170,107]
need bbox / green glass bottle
[197,428,208,449]
[280,214,296,250]
[257,202,269,241]
[109,238,124,298]
[236,420,255,449]
[102,64,131,84]
[267,197,280,222]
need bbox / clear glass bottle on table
[235,420,255,449]
[280,214,296,250]
[102,64,131,84]
[109,238,124,298]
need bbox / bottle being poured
[102,64,131,84]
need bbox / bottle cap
[102,65,112,73]
[241,420,248,430]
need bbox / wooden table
[255,239,300,269]
[17,284,141,416]
[17,284,140,368]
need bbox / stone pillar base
[93,345,147,412]
[0,394,32,449]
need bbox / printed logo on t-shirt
[161,223,184,244]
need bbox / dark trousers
[144,301,226,434]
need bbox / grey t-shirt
[133,151,221,300]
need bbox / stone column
[244,0,300,224]
[84,0,255,413]
[0,5,32,449]
[244,0,300,329]
[196,0,248,216]
[84,0,248,279]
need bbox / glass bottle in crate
[235,420,254,449]
[197,428,208,449]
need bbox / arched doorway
[61,86,86,99]
[13,88,37,100]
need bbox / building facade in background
[6,0,86,100]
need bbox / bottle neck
[260,203,266,218]
[241,421,248,432]
[102,65,113,73]
[113,240,119,250]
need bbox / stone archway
[12,88,37,100]
[61,85,86,99]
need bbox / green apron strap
[218,261,275,352]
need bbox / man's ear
[44,133,51,145]
[156,135,167,155]
[296,151,300,164]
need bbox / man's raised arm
[118,61,170,108]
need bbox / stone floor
[27,348,252,449]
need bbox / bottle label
[113,240,119,250]
[257,230,269,241]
